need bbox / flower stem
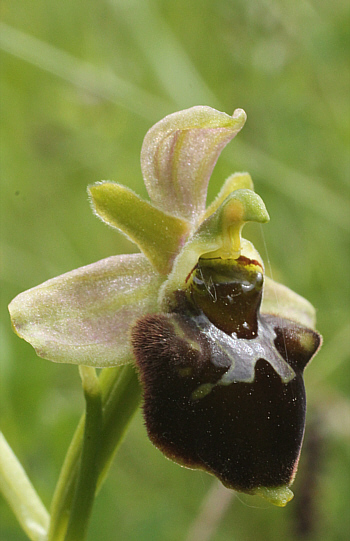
[47,417,84,541]
[63,366,102,541]
[97,364,142,489]
[48,364,141,541]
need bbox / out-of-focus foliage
[1,1,349,540]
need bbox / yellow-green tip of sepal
[254,485,294,507]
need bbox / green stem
[0,432,49,541]
[46,418,84,541]
[97,364,142,490]
[48,364,141,541]
[64,367,102,541]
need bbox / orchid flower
[8,106,321,510]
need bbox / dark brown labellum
[188,256,264,338]
[132,257,321,495]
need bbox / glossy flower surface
[9,106,321,506]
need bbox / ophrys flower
[9,106,321,507]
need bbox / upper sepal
[141,106,247,223]
[9,254,163,366]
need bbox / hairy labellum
[132,257,321,504]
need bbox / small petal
[89,182,190,274]
[262,277,317,329]
[141,106,247,223]
[204,172,254,219]
[9,254,163,366]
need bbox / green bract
[8,106,320,506]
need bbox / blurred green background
[1,1,349,540]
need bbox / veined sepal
[9,254,164,367]
[141,106,247,223]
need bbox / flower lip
[132,310,310,501]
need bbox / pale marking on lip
[190,314,295,401]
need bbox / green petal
[160,189,269,303]
[141,106,247,223]
[88,182,190,274]
[9,254,163,367]
[204,172,254,218]
[261,276,317,329]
